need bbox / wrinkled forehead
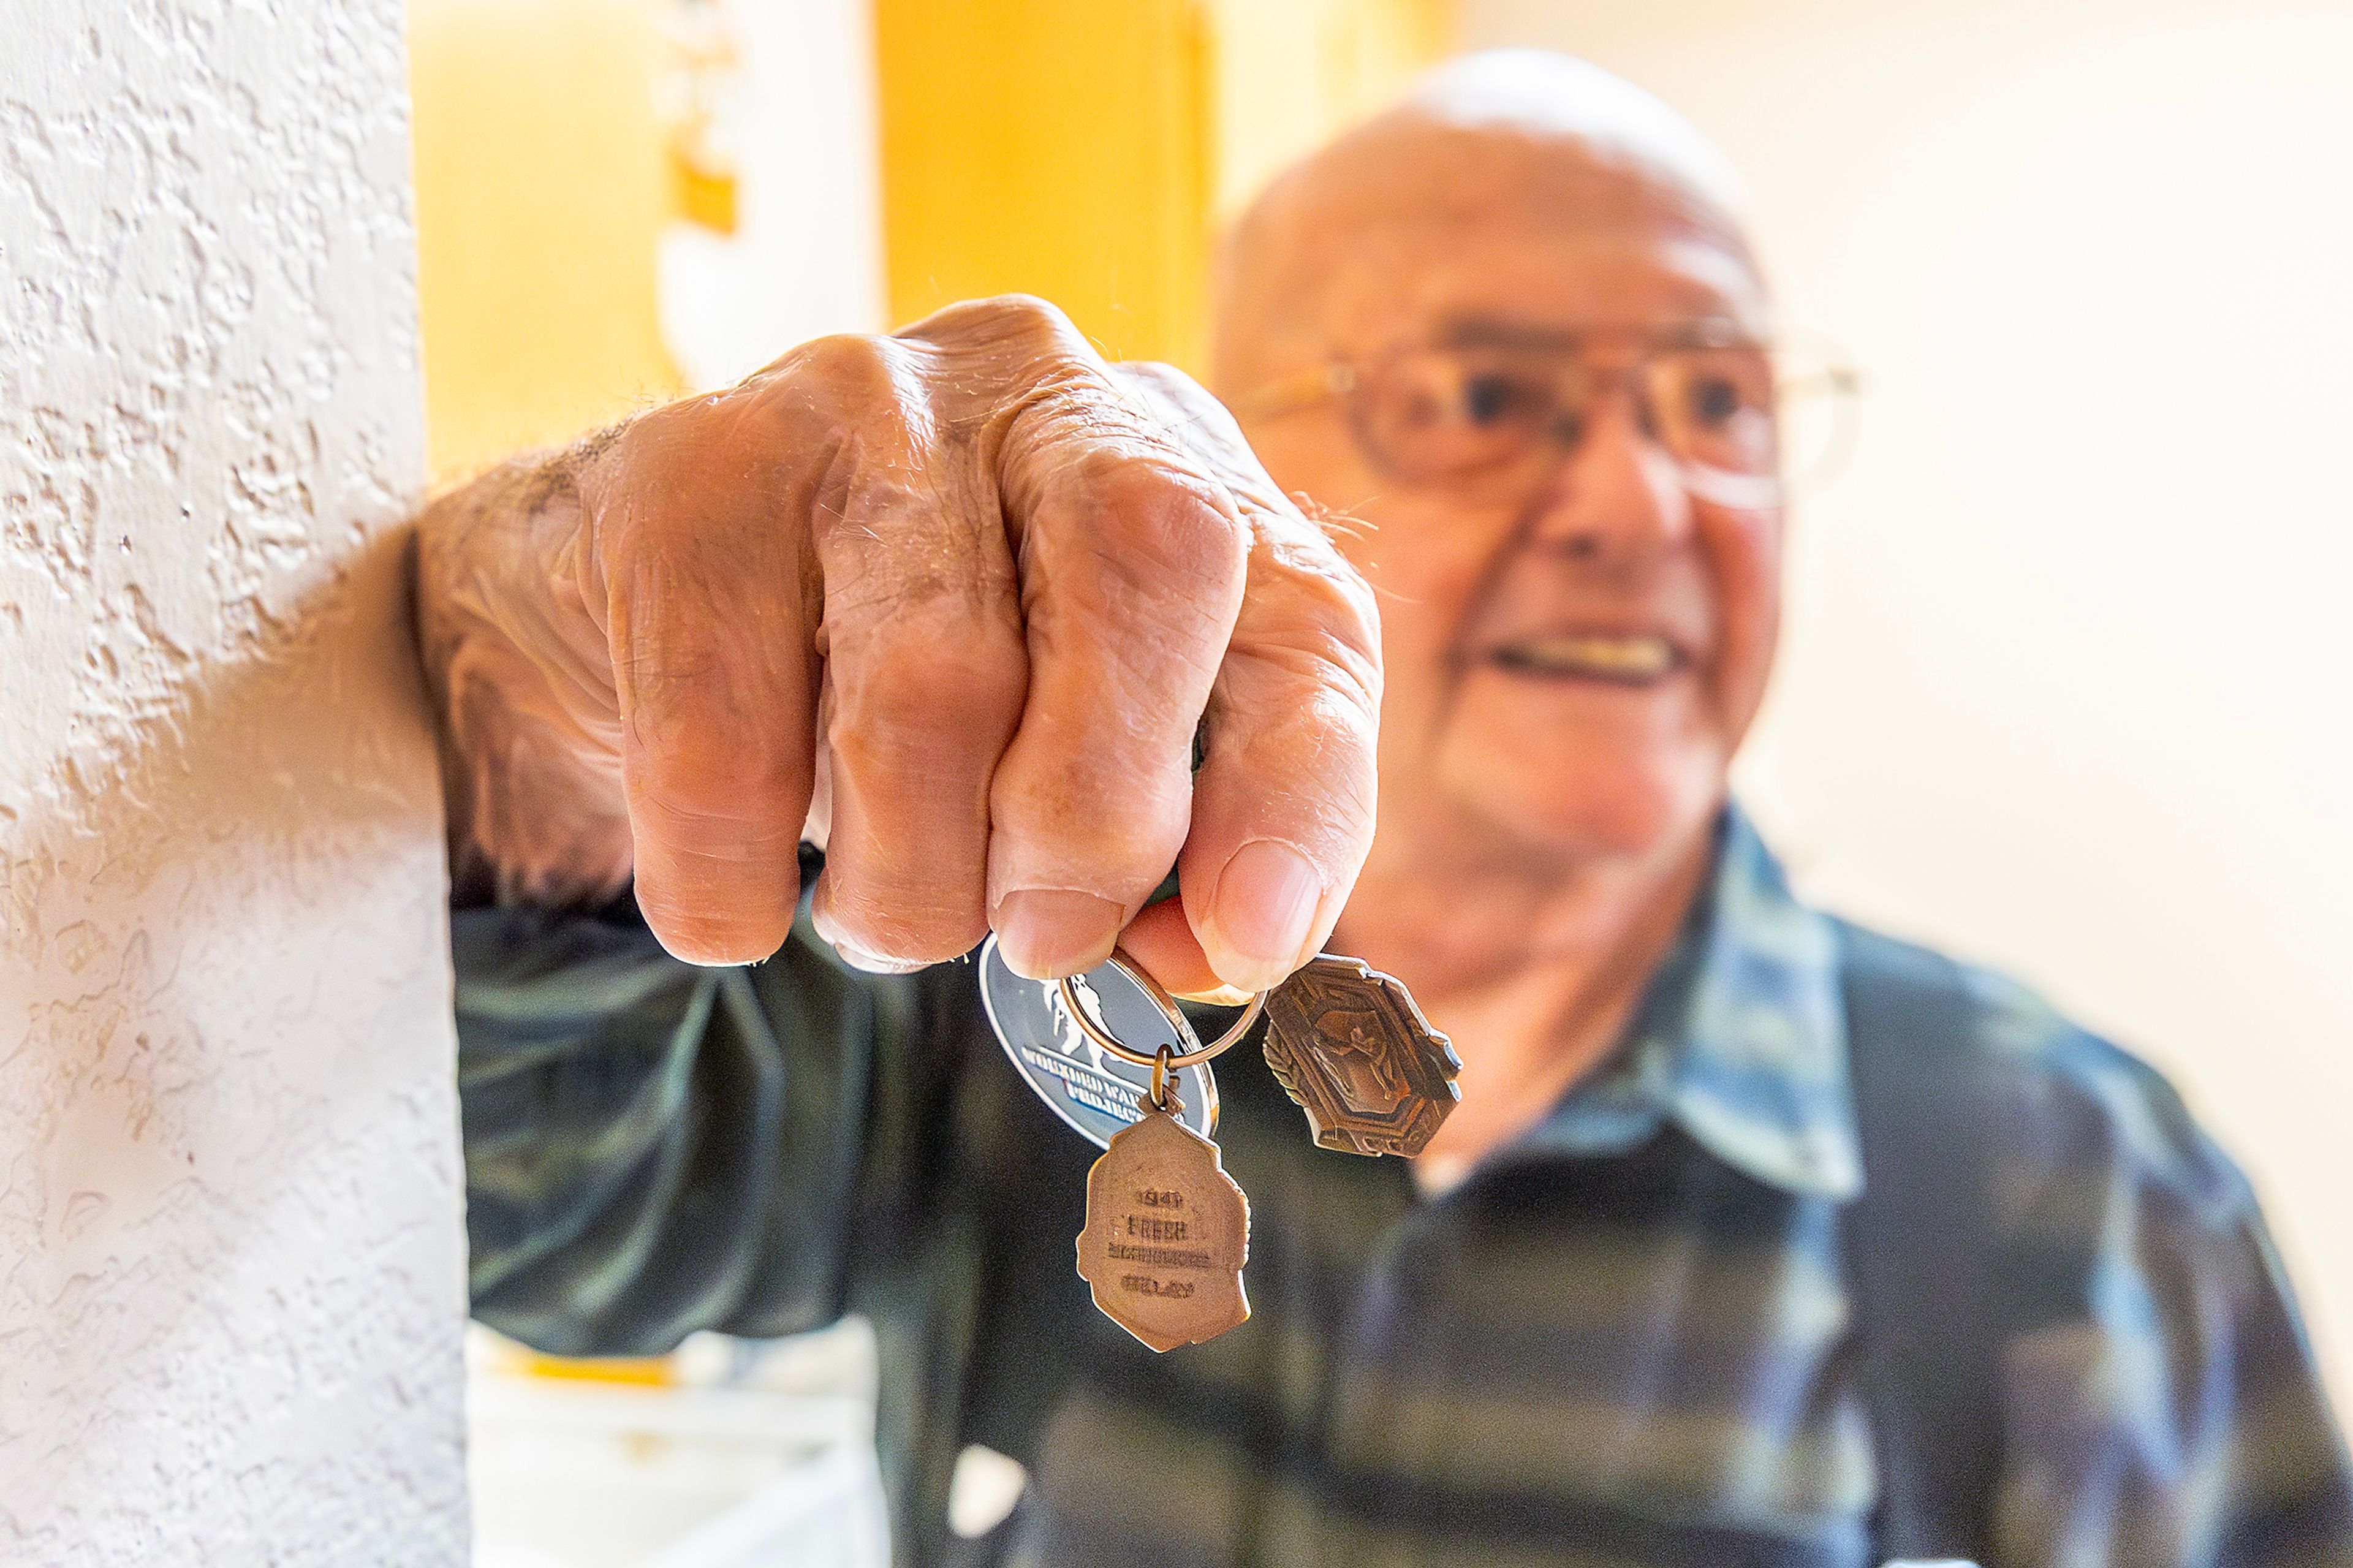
[1216,120,1768,387]
[1319,215,1768,351]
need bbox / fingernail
[831,938,928,975]
[995,889,1123,980]
[1174,983,1257,1007]
[810,898,929,975]
[1208,840,1322,992]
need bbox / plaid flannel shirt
[457,808,2353,1567]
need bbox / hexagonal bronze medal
[1075,1099,1250,1352]
[1261,955,1461,1157]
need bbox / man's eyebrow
[1435,315,1753,349]
[1439,319,1577,350]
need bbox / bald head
[1203,52,1788,937]
[1212,51,1760,396]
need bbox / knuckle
[1017,800,1188,888]
[1067,448,1248,589]
[782,330,895,389]
[1081,819,1186,883]
[968,292,1078,343]
[1217,653,1379,779]
[1247,539,1384,703]
[632,759,805,850]
[1195,684,1379,868]
[993,737,1192,878]
[827,615,1023,774]
[757,332,919,437]
[1111,360,1219,423]
[907,293,1088,361]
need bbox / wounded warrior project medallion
[979,936,1218,1148]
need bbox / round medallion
[979,936,1219,1148]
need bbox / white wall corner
[0,0,468,1560]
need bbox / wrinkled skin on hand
[414,295,1381,994]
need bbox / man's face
[1232,158,1783,877]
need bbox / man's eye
[1688,377,1745,426]
[1468,374,1525,423]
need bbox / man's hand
[415,296,1379,994]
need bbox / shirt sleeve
[455,886,944,1357]
[1987,1003,2353,1567]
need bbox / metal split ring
[1057,949,1266,1072]
[1148,1044,1179,1116]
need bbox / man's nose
[1519,395,1695,566]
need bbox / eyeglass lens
[1346,341,1850,504]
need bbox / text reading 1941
[1076,1099,1249,1351]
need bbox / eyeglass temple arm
[1222,362,1357,426]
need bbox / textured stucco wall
[0,1,468,1562]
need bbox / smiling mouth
[1487,633,1686,686]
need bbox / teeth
[1494,634,1678,680]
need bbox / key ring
[1148,1044,1180,1115]
[1058,949,1267,1070]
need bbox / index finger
[580,388,822,964]
[977,388,1251,979]
[1116,366,1382,995]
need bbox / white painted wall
[0,0,468,1560]
[1460,0,2353,1382]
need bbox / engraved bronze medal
[1261,954,1461,1157]
[1076,1064,1251,1352]
[1048,969,1263,1351]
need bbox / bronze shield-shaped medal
[1262,955,1462,1157]
[1076,1106,1251,1352]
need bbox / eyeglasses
[1226,328,1860,509]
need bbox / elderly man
[422,52,2351,1568]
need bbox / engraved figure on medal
[1076,1086,1251,1352]
[979,935,1218,1148]
[1262,955,1463,1157]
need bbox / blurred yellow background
[406,0,1449,480]
[408,0,686,479]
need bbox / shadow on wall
[0,531,468,1555]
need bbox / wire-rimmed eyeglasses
[1224,325,1860,510]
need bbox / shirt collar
[1509,805,1863,1202]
